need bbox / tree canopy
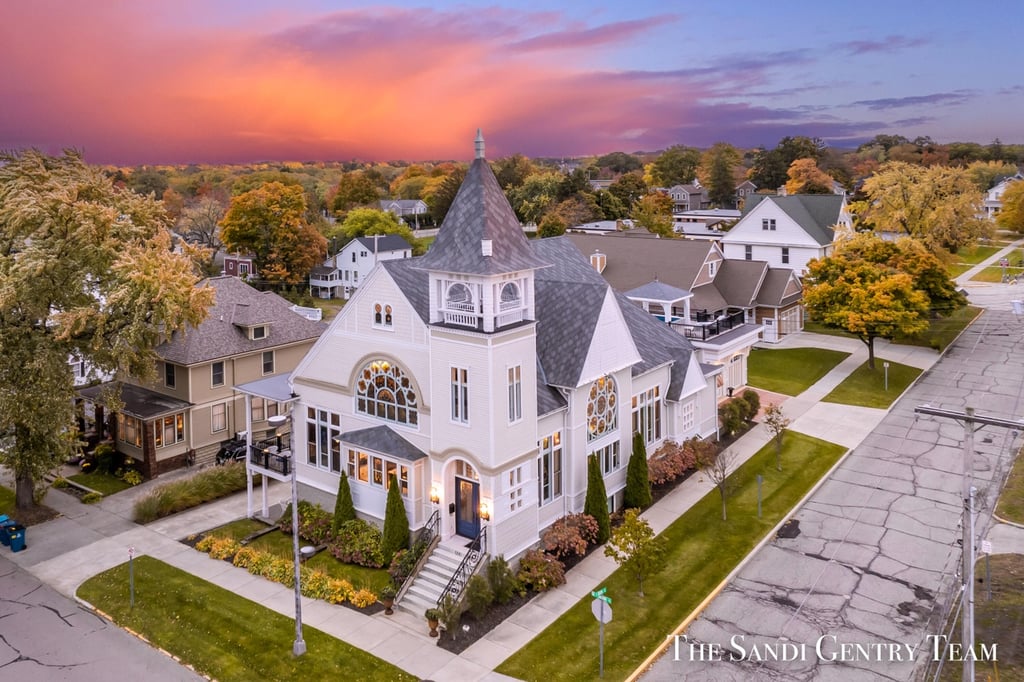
[649,145,701,187]
[220,182,327,284]
[698,143,742,207]
[996,181,1024,234]
[0,150,213,510]
[857,162,989,255]
[802,233,961,367]
[338,208,425,255]
[784,158,834,195]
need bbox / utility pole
[914,405,1022,682]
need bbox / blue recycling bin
[7,524,25,552]
[0,516,13,547]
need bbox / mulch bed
[437,589,536,654]
[7,504,60,526]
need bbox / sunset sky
[2,1,1021,165]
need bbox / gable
[577,288,642,386]
[723,199,826,248]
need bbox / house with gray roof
[379,198,429,228]
[80,276,326,477]
[275,133,717,600]
[309,233,412,299]
[720,194,852,275]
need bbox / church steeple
[475,128,485,160]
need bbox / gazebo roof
[624,280,693,304]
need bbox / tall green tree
[508,171,563,225]
[584,454,611,544]
[632,192,675,237]
[492,154,535,190]
[427,166,467,225]
[650,145,701,186]
[330,171,381,216]
[624,432,652,510]
[332,472,356,535]
[858,161,989,255]
[607,171,648,211]
[220,181,327,284]
[594,151,642,174]
[381,473,410,565]
[0,150,213,510]
[338,208,424,255]
[698,143,742,207]
[784,158,834,195]
[802,233,939,368]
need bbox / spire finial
[475,129,485,159]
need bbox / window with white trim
[211,361,225,387]
[708,260,717,277]
[507,365,522,423]
[762,218,776,231]
[262,350,274,375]
[450,367,469,424]
[252,397,265,422]
[745,245,752,261]
[356,359,418,426]
[117,413,142,447]
[154,413,185,448]
[306,407,341,472]
[586,375,618,442]
[347,449,409,497]
[781,247,790,264]
[681,400,696,432]
[211,403,227,433]
[252,325,267,340]
[374,303,393,328]
[537,431,563,505]
[506,465,525,512]
[631,386,662,445]
[593,441,621,476]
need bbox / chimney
[590,250,606,274]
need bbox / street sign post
[592,588,612,677]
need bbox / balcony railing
[249,439,292,476]
[497,309,524,326]
[675,310,747,342]
[443,310,479,327]
[499,298,522,312]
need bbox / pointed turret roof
[416,131,549,276]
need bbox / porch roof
[339,425,428,462]
[624,280,692,306]
[236,374,296,403]
[79,382,192,420]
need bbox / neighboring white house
[982,173,1023,220]
[280,134,718,570]
[309,234,412,299]
[379,199,429,228]
[720,194,851,275]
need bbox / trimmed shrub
[332,472,356,536]
[349,588,378,608]
[740,389,761,420]
[624,431,652,510]
[121,469,143,486]
[583,454,611,544]
[516,549,566,592]
[486,555,520,605]
[81,491,103,504]
[718,399,745,436]
[465,574,494,619]
[329,519,385,567]
[541,513,600,559]
[93,442,118,475]
[381,474,410,565]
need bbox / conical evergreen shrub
[583,454,611,544]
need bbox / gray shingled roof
[689,284,729,315]
[714,260,767,308]
[415,157,549,275]
[354,234,411,253]
[624,281,692,303]
[757,269,803,307]
[339,425,427,461]
[566,233,713,292]
[536,358,567,415]
[743,195,843,246]
[382,259,429,322]
[79,382,191,420]
[157,276,327,366]
[612,289,694,401]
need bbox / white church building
[279,133,719,562]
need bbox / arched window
[446,283,473,310]
[499,282,521,309]
[356,360,418,426]
[384,304,393,326]
[586,374,617,442]
[374,303,382,325]
[374,303,394,327]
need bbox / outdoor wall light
[479,501,490,521]
[430,485,440,504]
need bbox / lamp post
[268,413,305,657]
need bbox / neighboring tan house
[80,276,326,477]
[720,194,852,275]
[566,233,800,398]
[255,134,718,590]
[309,234,412,300]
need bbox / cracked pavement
[0,553,202,681]
[642,309,1024,681]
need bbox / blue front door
[455,477,480,538]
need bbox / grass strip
[747,347,849,395]
[69,471,132,496]
[77,556,415,682]
[822,360,921,408]
[996,448,1024,524]
[497,432,846,682]
[0,485,14,517]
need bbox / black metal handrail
[248,440,291,476]
[437,526,487,609]
[417,509,440,546]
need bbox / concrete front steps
[398,542,467,615]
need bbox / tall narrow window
[586,375,618,442]
[262,350,274,375]
[211,403,227,433]
[164,362,176,388]
[251,397,265,422]
[537,431,563,505]
[781,247,790,264]
[745,245,752,261]
[631,387,662,446]
[451,367,469,424]
[211,361,225,387]
[508,365,522,423]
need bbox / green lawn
[497,432,847,682]
[205,519,391,593]
[747,347,850,395]
[0,485,14,517]
[953,244,1002,265]
[996,448,1024,524]
[970,265,1024,283]
[947,263,973,278]
[893,305,981,351]
[69,471,132,496]
[822,360,921,408]
[77,556,415,682]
